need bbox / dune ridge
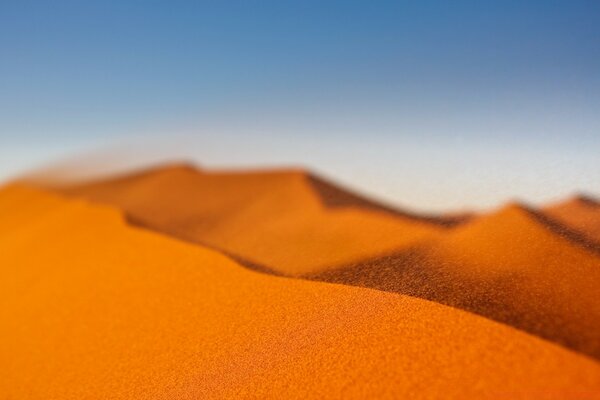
[544,194,600,245]
[303,172,470,226]
[55,163,453,275]
[47,164,600,360]
[1,184,600,399]
[314,202,600,359]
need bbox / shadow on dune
[54,162,468,227]
[543,193,600,247]
[125,213,285,277]
[572,194,600,207]
[47,163,600,362]
[306,247,598,361]
[307,208,600,362]
[522,205,600,256]
[305,174,471,227]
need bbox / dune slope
[55,164,455,275]
[544,195,600,244]
[2,185,600,399]
[316,203,600,360]
[52,165,600,360]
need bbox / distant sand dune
[544,194,600,245]
[304,173,470,226]
[1,185,600,399]
[55,163,453,275]
[41,163,600,361]
[314,203,600,360]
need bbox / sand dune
[1,184,600,399]
[316,203,600,360]
[48,164,600,360]
[544,194,600,244]
[56,163,456,275]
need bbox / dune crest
[1,184,600,399]
[41,164,600,360]
[544,194,600,244]
[54,163,454,275]
[316,202,600,359]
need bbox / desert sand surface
[544,195,600,244]
[2,184,600,399]
[57,164,460,275]
[51,164,600,361]
[317,203,600,360]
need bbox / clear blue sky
[1,1,599,210]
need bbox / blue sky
[1,1,599,210]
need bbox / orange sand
[1,184,600,399]
[58,164,451,275]
[315,203,600,360]
[53,164,600,360]
[544,195,600,244]
[428,203,600,357]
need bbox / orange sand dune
[317,203,600,360]
[1,184,600,399]
[52,164,600,359]
[55,163,458,275]
[544,194,600,244]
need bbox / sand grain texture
[317,203,600,360]
[51,165,600,360]
[2,185,600,399]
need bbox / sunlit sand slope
[53,165,600,359]
[317,204,600,360]
[57,164,454,275]
[2,185,599,399]
[544,195,600,244]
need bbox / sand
[2,184,600,399]
[52,164,600,361]
[57,164,454,275]
[316,203,600,359]
[544,195,600,244]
